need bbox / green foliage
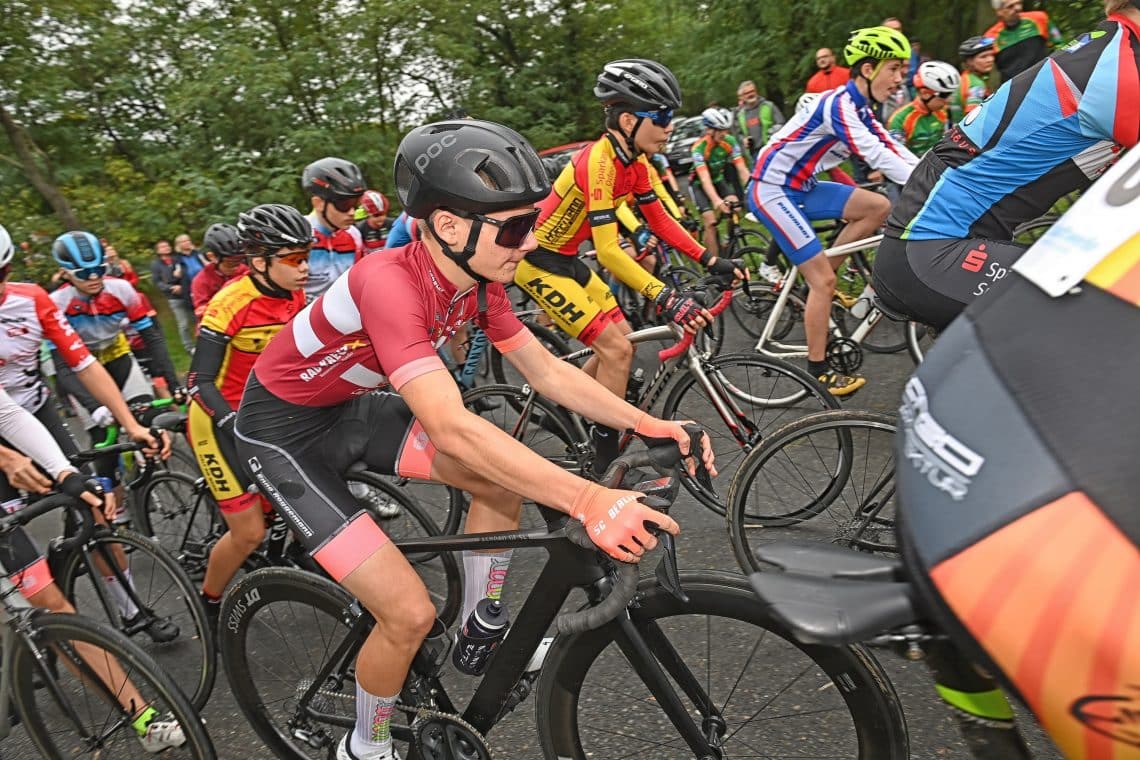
[0,0,1120,255]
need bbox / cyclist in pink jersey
[236,120,713,760]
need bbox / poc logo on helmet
[415,133,458,172]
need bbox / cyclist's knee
[803,258,837,292]
[25,582,70,613]
[377,585,436,642]
[229,517,266,552]
[591,327,634,367]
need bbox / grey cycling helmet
[594,59,682,111]
[203,223,245,259]
[701,107,733,130]
[301,157,366,201]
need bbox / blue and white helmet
[52,231,104,269]
[701,107,733,130]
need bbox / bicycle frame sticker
[1013,146,1140,296]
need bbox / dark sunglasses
[454,209,540,248]
[328,195,362,213]
[68,265,106,280]
[633,108,674,127]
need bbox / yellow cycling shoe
[833,290,859,310]
[818,371,866,397]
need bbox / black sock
[808,360,829,378]
[591,425,620,477]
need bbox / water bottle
[452,598,510,675]
[625,367,646,404]
[850,283,874,320]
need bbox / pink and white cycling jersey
[753,81,918,190]
[253,241,532,407]
[0,283,94,411]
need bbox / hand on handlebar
[571,482,680,564]
[706,256,749,283]
[632,415,717,479]
[125,424,170,460]
[0,449,53,494]
[656,287,712,334]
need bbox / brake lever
[638,495,689,605]
[682,423,715,495]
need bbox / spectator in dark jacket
[149,239,195,354]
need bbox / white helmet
[0,224,13,269]
[795,92,820,117]
[914,61,961,98]
[701,107,733,130]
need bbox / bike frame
[297,514,729,756]
[752,235,885,360]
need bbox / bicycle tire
[727,248,801,339]
[12,609,216,758]
[133,471,225,582]
[220,568,363,760]
[1012,216,1056,245]
[490,319,574,386]
[661,352,837,514]
[727,411,899,574]
[535,571,908,759]
[835,262,909,355]
[342,470,462,627]
[56,525,217,711]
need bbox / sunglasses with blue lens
[68,265,107,280]
[633,108,674,127]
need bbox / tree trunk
[0,102,80,229]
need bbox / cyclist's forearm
[74,362,146,433]
[136,324,180,389]
[435,411,588,514]
[186,331,236,432]
[526,356,641,433]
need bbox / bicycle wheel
[906,320,937,365]
[1012,216,1055,245]
[343,470,462,627]
[133,471,225,582]
[463,384,588,477]
[56,525,217,710]
[221,568,365,760]
[661,353,837,513]
[836,263,908,354]
[490,319,574,386]
[728,411,899,573]
[727,250,802,340]
[11,609,215,758]
[535,572,908,759]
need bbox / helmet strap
[426,216,491,287]
[248,253,291,297]
[319,200,342,232]
[856,59,886,106]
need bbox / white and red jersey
[0,282,94,411]
[50,277,155,355]
[753,81,918,190]
[253,241,532,407]
[304,214,364,302]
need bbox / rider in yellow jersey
[516,58,745,474]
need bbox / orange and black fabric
[897,231,1140,759]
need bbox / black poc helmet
[594,58,682,111]
[394,119,550,293]
[301,157,366,201]
[958,35,994,59]
[202,223,245,259]
[236,204,313,253]
[394,119,550,220]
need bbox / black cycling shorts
[234,372,430,583]
[689,179,736,214]
[873,235,1028,330]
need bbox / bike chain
[826,336,864,373]
[409,709,494,760]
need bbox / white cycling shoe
[337,733,401,760]
[138,714,187,754]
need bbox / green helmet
[844,26,912,67]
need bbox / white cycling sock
[105,567,139,619]
[351,681,397,758]
[460,550,512,623]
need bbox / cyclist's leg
[690,182,720,255]
[190,403,264,611]
[236,387,434,760]
[829,186,890,256]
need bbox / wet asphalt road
[28,320,1063,760]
